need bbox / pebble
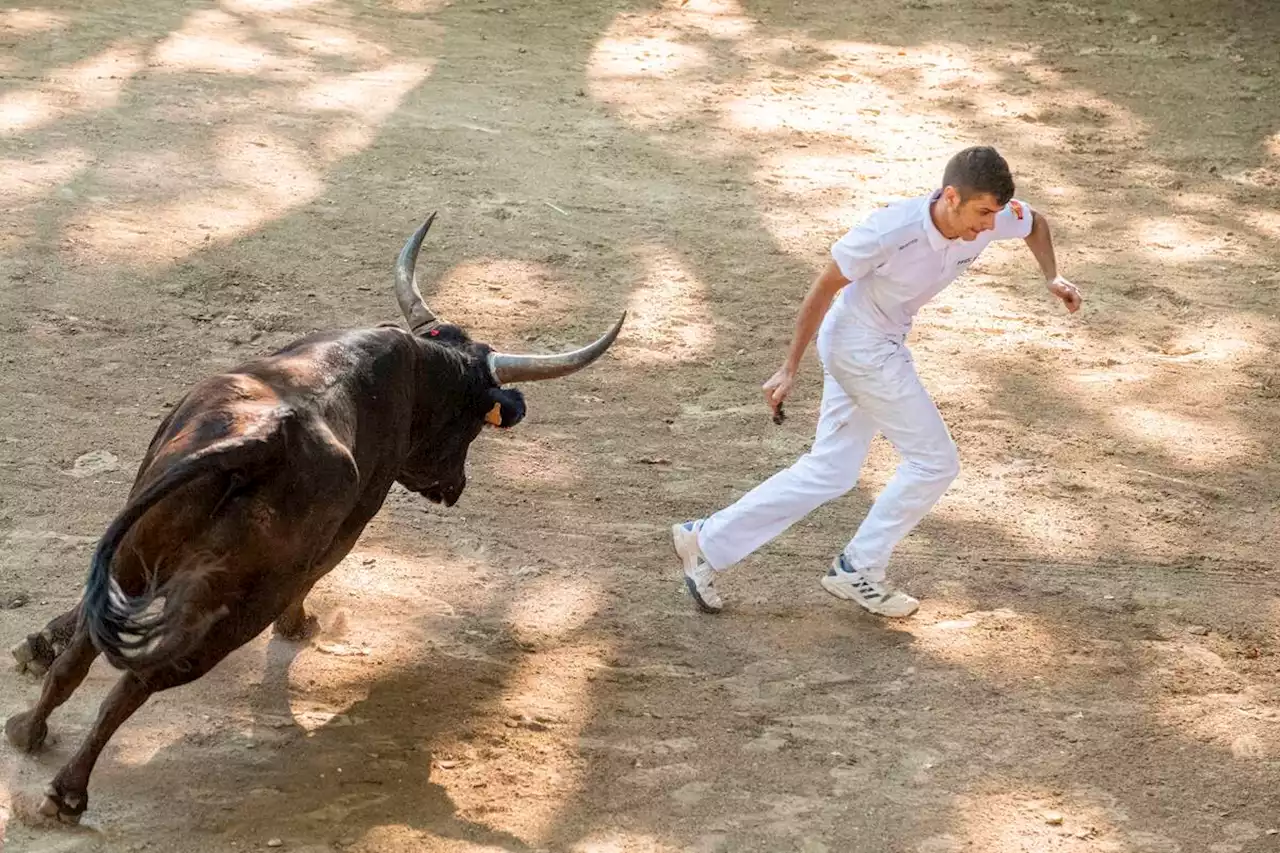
[67,449,119,478]
[1045,812,1065,826]
[1189,625,1211,636]
[266,841,283,848]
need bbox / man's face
[944,188,1003,241]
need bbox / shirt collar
[921,189,953,251]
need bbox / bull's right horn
[487,312,626,385]
[395,214,439,333]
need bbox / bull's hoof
[38,783,86,824]
[5,711,49,753]
[273,611,319,641]
[11,631,58,676]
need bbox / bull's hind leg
[5,627,100,753]
[11,604,81,676]
[39,614,264,822]
[39,670,151,823]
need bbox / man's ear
[486,387,526,428]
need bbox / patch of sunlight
[946,790,1138,853]
[0,147,92,202]
[219,127,323,199]
[922,277,1071,346]
[1135,216,1229,263]
[570,834,685,853]
[324,548,471,605]
[71,128,323,263]
[220,0,331,12]
[758,151,868,200]
[587,29,714,128]
[0,89,58,135]
[620,244,714,365]
[590,34,710,79]
[296,60,433,160]
[348,827,528,853]
[153,9,313,77]
[0,8,70,33]
[1246,209,1280,241]
[1068,363,1155,387]
[53,41,145,106]
[383,0,451,12]
[907,44,1004,93]
[506,575,601,642]
[939,475,1101,558]
[487,434,584,488]
[1171,191,1227,214]
[1157,691,1278,762]
[67,46,424,267]
[1109,405,1259,469]
[113,730,188,767]
[659,0,753,40]
[429,258,572,334]
[1269,131,1280,159]
[262,18,401,62]
[0,42,144,135]
[1151,317,1263,364]
[435,643,609,844]
[910,607,1074,682]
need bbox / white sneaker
[820,554,919,618]
[672,520,722,614]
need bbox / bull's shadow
[130,628,540,852]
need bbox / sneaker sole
[820,575,918,618]
[672,524,722,615]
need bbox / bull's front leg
[11,604,81,677]
[272,588,320,641]
[272,531,363,641]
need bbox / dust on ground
[1,0,1278,850]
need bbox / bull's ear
[486,388,526,428]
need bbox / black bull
[5,214,626,822]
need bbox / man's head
[938,146,1016,240]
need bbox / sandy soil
[1,0,1278,850]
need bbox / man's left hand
[1048,275,1082,313]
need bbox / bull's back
[114,371,360,605]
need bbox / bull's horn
[487,312,626,385]
[395,214,439,332]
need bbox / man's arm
[762,260,850,412]
[1023,209,1082,313]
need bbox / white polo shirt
[828,189,1034,336]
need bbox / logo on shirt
[1009,200,1024,220]
[898,238,919,251]
[955,257,974,268]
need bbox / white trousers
[699,311,960,582]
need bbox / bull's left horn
[487,312,626,385]
[395,214,439,332]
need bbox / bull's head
[392,213,625,506]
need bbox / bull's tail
[83,408,291,670]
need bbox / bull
[4,214,625,822]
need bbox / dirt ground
[1,0,1278,850]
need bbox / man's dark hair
[942,146,1015,206]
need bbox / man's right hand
[762,365,796,417]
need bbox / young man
[673,146,1082,618]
